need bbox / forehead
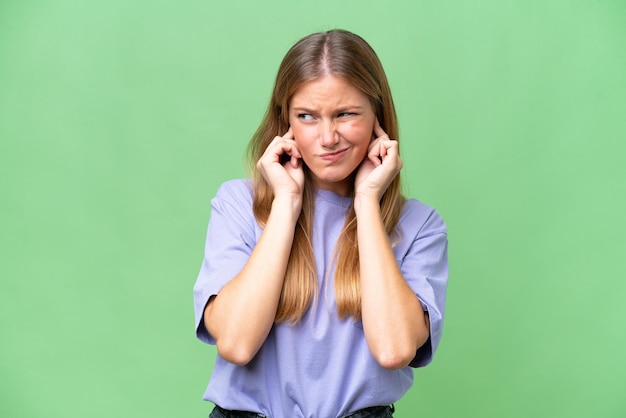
[289,75,370,109]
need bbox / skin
[204,75,430,369]
[288,75,376,196]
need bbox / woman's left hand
[354,120,403,201]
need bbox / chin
[310,170,356,192]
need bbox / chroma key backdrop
[1,1,625,417]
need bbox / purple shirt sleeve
[193,180,257,345]
[396,201,448,367]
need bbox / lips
[319,148,348,161]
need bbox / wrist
[353,194,381,216]
[271,194,303,219]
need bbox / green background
[1,0,625,417]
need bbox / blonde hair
[247,29,405,323]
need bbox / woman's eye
[298,113,313,121]
[338,112,355,118]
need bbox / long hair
[247,29,405,323]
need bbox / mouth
[319,148,349,161]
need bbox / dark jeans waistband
[210,404,395,418]
[343,404,395,418]
[210,405,265,418]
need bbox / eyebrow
[290,106,365,113]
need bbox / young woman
[193,29,448,418]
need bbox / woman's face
[288,75,376,196]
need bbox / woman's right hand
[257,127,304,202]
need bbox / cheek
[355,144,369,163]
[339,121,374,145]
[292,126,316,149]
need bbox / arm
[203,129,303,365]
[355,197,430,370]
[354,121,430,370]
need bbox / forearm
[204,197,300,365]
[355,196,430,369]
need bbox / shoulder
[213,179,254,204]
[210,179,256,223]
[399,198,447,238]
[208,179,258,234]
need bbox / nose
[319,120,339,147]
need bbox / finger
[290,154,300,168]
[283,126,294,139]
[367,140,383,166]
[381,138,398,159]
[380,139,403,170]
[275,140,300,166]
[384,138,401,156]
[381,140,389,156]
[288,140,301,160]
[281,128,301,160]
[265,137,299,165]
[373,119,388,139]
[279,143,301,164]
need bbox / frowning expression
[288,75,376,196]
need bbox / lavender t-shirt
[193,179,448,418]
